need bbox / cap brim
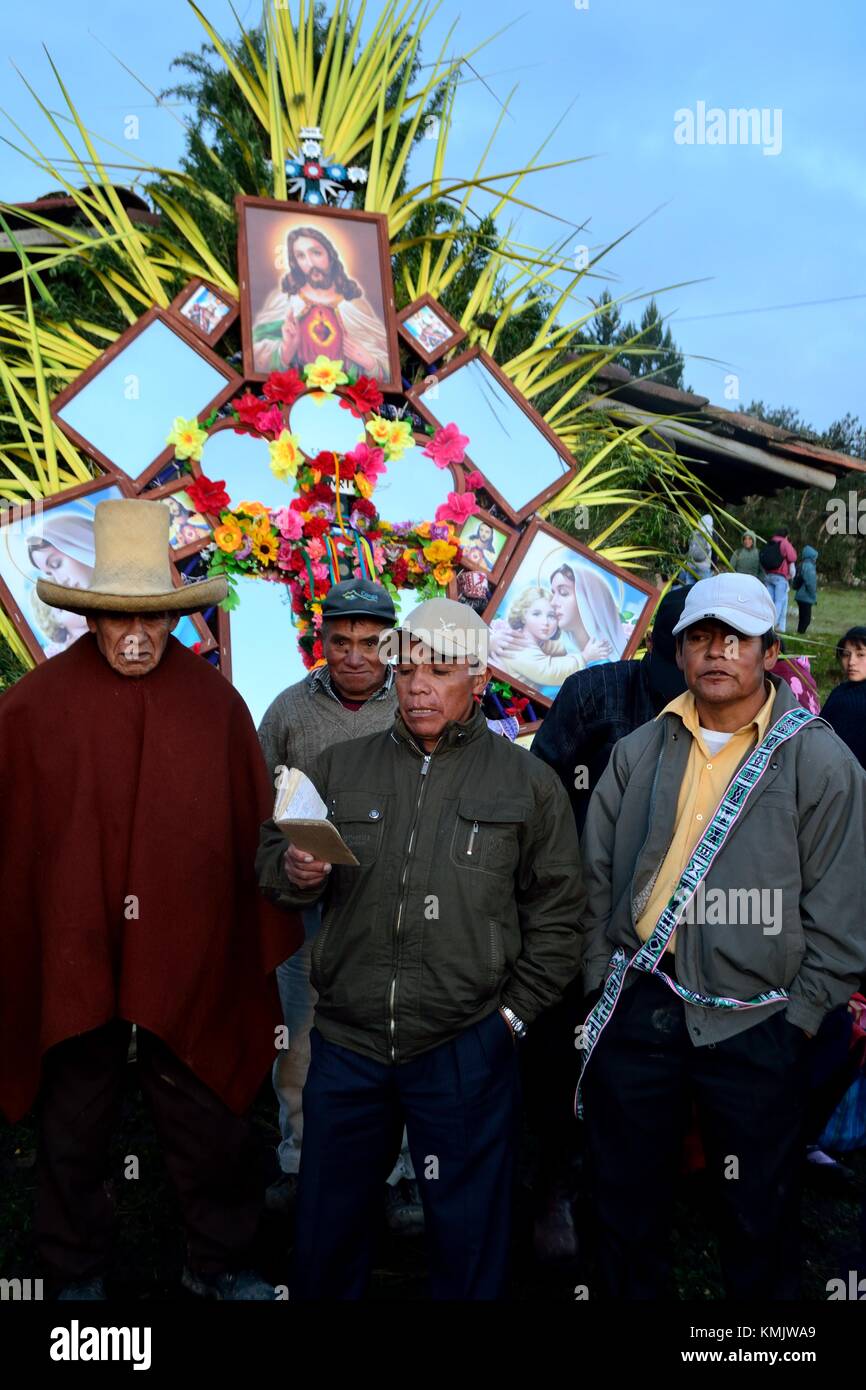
[389,624,489,665]
[672,605,772,639]
[322,607,395,623]
[36,575,228,616]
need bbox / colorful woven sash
[575,705,815,1117]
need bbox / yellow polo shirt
[634,682,777,952]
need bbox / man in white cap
[256,596,585,1299]
[0,499,300,1300]
[578,573,866,1299]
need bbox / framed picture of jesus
[236,196,402,390]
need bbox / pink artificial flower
[434,490,477,527]
[311,562,330,582]
[372,544,386,569]
[277,539,295,570]
[312,610,324,631]
[464,470,486,490]
[345,440,387,481]
[255,403,285,438]
[306,537,326,560]
[274,506,304,540]
[423,422,469,469]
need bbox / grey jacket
[580,676,866,1042]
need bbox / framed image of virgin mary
[236,197,402,390]
[482,517,659,707]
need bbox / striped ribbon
[575,704,816,1118]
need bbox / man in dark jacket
[579,574,866,1299]
[533,587,687,836]
[257,598,585,1300]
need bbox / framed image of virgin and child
[0,478,216,664]
[483,518,659,707]
[236,197,402,389]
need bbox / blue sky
[1,0,863,432]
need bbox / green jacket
[256,705,585,1064]
[580,677,866,1041]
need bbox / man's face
[291,236,334,288]
[86,612,178,677]
[676,619,778,707]
[394,640,488,750]
[323,618,388,700]
[840,641,866,683]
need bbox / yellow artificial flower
[237,500,269,518]
[423,539,457,564]
[269,430,301,481]
[304,356,349,393]
[214,518,243,553]
[416,521,432,538]
[354,472,375,500]
[250,517,274,546]
[385,419,414,457]
[433,564,454,586]
[366,415,392,446]
[252,535,279,564]
[167,416,208,462]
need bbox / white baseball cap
[672,574,776,639]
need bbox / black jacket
[256,705,585,1064]
[532,658,658,834]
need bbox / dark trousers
[292,1010,521,1300]
[797,601,812,633]
[582,974,809,1300]
[37,1020,263,1283]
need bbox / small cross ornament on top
[285,126,368,205]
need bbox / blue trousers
[292,1010,521,1300]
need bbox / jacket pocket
[449,796,526,878]
[328,790,390,867]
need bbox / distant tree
[584,291,686,388]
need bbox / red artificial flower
[304,516,330,539]
[311,450,338,477]
[505,697,531,718]
[307,481,337,504]
[186,473,230,515]
[263,368,305,407]
[233,391,265,430]
[464,470,486,491]
[339,375,384,418]
[391,558,409,587]
[291,591,307,616]
[350,497,376,519]
[192,642,203,655]
[312,638,324,661]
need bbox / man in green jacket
[579,573,866,1300]
[257,598,585,1300]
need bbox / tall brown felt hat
[36,498,227,615]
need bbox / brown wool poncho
[0,632,301,1122]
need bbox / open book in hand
[273,767,360,867]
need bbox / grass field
[2,1063,863,1302]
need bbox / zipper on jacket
[388,747,434,1062]
[467,820,479,856]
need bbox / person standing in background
[821,625,866,770]
[731,529,762,579]
[794,545,819,634]
[760,527,797,632]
